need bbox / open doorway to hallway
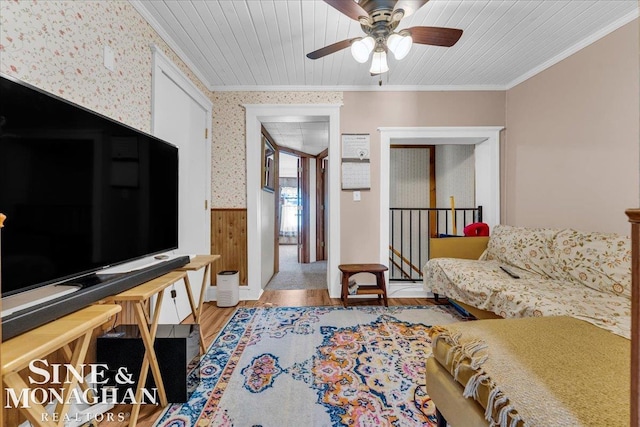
[245,104,341,300]
[261,120,329,291]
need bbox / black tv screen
[0,75,179,297]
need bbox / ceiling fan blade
[407,26,463,47]
[393,0,429,19]
[324,0,369,21]
[306,38,357,60]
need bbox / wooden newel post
[626,209,640,427]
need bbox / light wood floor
[100,289,440,426]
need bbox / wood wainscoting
[211,208,248,286]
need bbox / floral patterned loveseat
[423,224,631,338]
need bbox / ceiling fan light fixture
[369,50,389,74]
[351,36,375,63]
[391,9,405,22]
[387,32,413,60]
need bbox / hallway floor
[265,245,327,290]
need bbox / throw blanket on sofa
[429,316,630,427]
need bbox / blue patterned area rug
[153,305,465,427]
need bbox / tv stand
[2,304,122,427]
[1,256,190,341]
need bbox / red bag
[463,222,490,237]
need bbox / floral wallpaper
[0,0,210,134]
[1,1,343,208]
[211,91,342,208]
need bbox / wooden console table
[176,254,220,354]
[1,304,121,427]
[106,255,220,426]
[339,264,389,307]
[108,270,187,427]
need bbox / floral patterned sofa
[423,224,631,338]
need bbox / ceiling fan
[306,0,463,75]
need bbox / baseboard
[207,282,430,301]
[387,282,430,298]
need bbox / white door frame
[150,46,213,319]
[245,104,342,300]
[151,46,213,253]
[379,126,503,297]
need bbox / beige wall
[340,91,506,264]
[505,20,639,235]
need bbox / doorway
[389,145,434,282]
[245,104,341,299]
[263,131,328,291]
[388,144,477,282]
[278,153,300,247]
[379,126,503,298]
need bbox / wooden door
[297,157,310,263]
[316,156,328,261]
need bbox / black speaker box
[97,324,200,403]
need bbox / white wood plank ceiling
[262,119,329,155]
[132,0,637,90]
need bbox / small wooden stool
[338,263,389,307]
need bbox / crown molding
[212,84,506,92]
[129,0,213,90]
[506,8,639,90]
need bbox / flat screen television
[0,74,187,340]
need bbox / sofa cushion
[481,225,559,278]
[552,229,632,298]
